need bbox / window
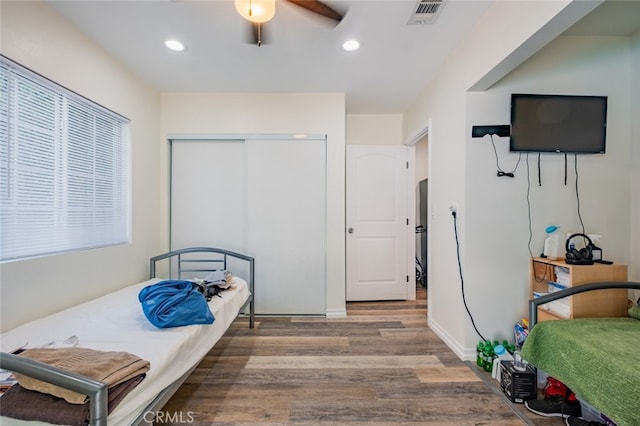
[0,57,130,262]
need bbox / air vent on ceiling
[408,0,445,25]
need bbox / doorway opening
[413,131,429,293]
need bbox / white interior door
[346,145,410,301]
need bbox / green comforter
[522,318,640,426]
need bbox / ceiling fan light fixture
[235,0,276,24]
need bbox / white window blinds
[0,57,130,262]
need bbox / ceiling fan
[235,0,346,46]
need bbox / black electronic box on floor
[500,360,536,403]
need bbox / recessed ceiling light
[342,39,360,52]
[165,39,185,52]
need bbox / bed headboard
[150,247,253,280]
[149,246,255,328]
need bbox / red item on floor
[544,377,578,403]
[544,377,568,399]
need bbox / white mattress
[1,277,250,425]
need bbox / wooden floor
[162,287,559,425]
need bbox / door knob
[348,227,354,234]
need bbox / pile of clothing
[0,346,149,425]
[194,270,235,301]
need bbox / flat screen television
[509,94,607,153]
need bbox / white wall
[346,114,403,146]
[630,31,640,302]
[0,1,161,332]
[160,93,346,317]
[466,35,634,347]
[402,0,614,359]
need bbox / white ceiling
[563,0,640,37]
[44,0,640,114]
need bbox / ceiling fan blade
[285,0,345,23]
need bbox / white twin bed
[0,247,254,425]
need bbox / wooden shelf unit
[530,257,628,322]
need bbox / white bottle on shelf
[543,225,563,260]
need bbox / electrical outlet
[449,204,458,214]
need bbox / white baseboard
[325,308,347,318]
[428,314,477,361]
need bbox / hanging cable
[526,153,549,283]
[451,209,487,342]
[564,153,568,186]
[575,154,586,234]
[490,134,522,177]
[526,153,534,258]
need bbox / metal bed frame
[0,247,255,426]
[149,246,255,329]
[524,280,640,424]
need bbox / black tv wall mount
[471,125,510,138]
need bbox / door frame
[405,122,430,307]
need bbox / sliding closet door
[247,138,326,315]
[171,140,247,253]
[170,137,326,315]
